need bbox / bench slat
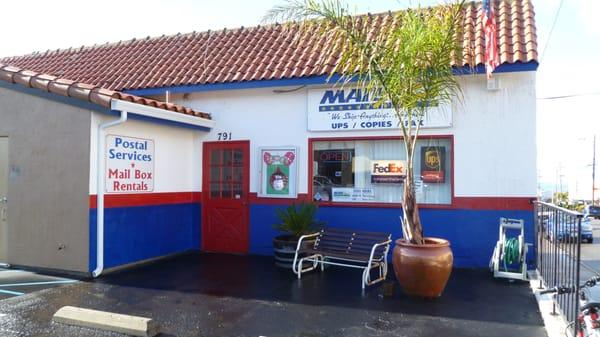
[322,228,391,237]
[320,230,389,241]
[316,240,385,251]
[299,248,375,262]
[322,228,391,238]
[315,242,349,250]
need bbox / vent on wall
[487,77,501,91]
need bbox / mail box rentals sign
[307,87,452,131]
[106,135,155,193]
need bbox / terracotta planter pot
[392,238,453,298]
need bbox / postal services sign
[105,135,154,193]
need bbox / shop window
[311,138,452,204]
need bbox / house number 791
[217,132,232,141]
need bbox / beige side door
[0,137,7,262]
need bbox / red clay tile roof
[1,0,536,92]
[0,63,211,120]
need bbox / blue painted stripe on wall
[91,201,532,270]
[125,62,538,96]
[249,204,535,269]
[89,203,201,271]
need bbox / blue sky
[533,0,599,200]
[0,0,597,200]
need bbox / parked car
[546,215,594,243]
[313,175,336,201]
[584,205,600,219]
[581,217,594,243]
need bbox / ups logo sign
[424,149,441,169]
[421,146,445,183]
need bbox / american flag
[482,0,499,78]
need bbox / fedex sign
[307,88,452,131]
[371,160,406,184]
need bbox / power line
[539,0,565,64]
[537,91,600,100]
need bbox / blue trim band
[125,74,344,96]
[452,62,539,75]
[124,62,538,96]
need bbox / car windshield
[313,176,335,186]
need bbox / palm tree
[266,0,465,244]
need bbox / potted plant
[272,202,324,268]
[267,0,466,296]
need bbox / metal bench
[292,228,392,289]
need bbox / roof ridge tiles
[0,63,211,120]
[0,4,457,61]
[1,0,536,91]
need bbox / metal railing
[534,201,583,335]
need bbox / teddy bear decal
[263,151,295,193]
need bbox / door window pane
[223,167,232,182]
[223,149,232,166]
[234,150,243,166]
[209,147,245,200]
[210,183,220,198]
[211,149,221,165]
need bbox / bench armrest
[295,232,320,252]
[368,239,392,263]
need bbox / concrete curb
[528,271,570,337]
[53,306,160,337]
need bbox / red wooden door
[202,141,250,253]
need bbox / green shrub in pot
[272,202,324,268]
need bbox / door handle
[0,197,6,204]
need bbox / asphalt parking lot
[0,268,77,300]
[0,253,545,337]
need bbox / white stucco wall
[89,112,204,194]
[453,72,537,197]
[171,71,537,198]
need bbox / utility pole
[593,135,596,206]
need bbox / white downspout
[92,109,128,278]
